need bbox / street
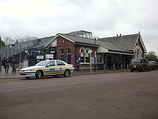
[0,71,158,119]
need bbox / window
[48,61,55,66]
[134,46,142,58]
[85,48,90,62]
[56,60,65,66]
[67,49,71,64]
[67,49,71,54]
[98,54,102,63]
[79,47,85,63]
[79,47,91,63]
[60,49,64,61]
[60,49,64,54]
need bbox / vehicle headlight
[21,69,33,72]
[26,69,33,71]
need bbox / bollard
[127,65,129,71]
[121,64,123,72]
[113,64,115,72]
[104,64,106,73]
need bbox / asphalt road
[0,71,158,119]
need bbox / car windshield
[131,58,141,63]
[35,60,48,66]
[149,61,157,64]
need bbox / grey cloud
[0,0,158,54]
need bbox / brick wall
[56,36,97,68]
[56,36,75,65]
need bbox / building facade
[45,31,146,70]
[1,30,147,70]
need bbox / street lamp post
[0,37,2,72]
[88,50,92,73]
[19,45,22,69]
[94,37,97,72]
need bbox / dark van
[129,58,151,72]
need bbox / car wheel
[36,70,43,79]
[64,70,71,77]
[148,68,151,71]
[25,77,30,79]
[53,75,58,78]
[131,70,133,72]
[142,67,145,72]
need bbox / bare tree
[4,37,15,45]
[3,36,38,45]
[17,36,38,43]
[146,51,157,60]
[0,38,5,47]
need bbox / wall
[56,36,75,65]
[56,36,97,69]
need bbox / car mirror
[46,64,50,67]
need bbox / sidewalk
[0,66,22,79]
[0,67,130,79]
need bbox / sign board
[46,54,54,59]
[50,51,55,53]
[88,50,92,54]
[36,55,44,60]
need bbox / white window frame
[79,47,91,64]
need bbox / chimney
[120,34,121,36]
[117,34,118,37]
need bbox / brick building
[45,30,146,70]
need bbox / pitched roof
[97,40,129,52]
[59,33,132,54]
[33,36,55,49]
[45,32,144,55]
[58,33,99,47]
[98,33,139,50]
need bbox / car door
[44,61,56,75]
[56,60,66,75]
[143,59,148,69]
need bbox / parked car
[19,60,75,79]
[148,61,158,70]
[129,58,151,72]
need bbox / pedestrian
[114,57,120,70]
[11,56,16,73]
[2,57,7,73]
[5,57,10,73]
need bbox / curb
[0,70,130,79]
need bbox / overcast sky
[0,0,158,54]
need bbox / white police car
[19,60,75,79]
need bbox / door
[44,61,56,75]
[56,60,66,74]
[67,54,71,64]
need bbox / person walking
[2,57,7,73]
[5,57,10,73]
[11,56,16,73]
